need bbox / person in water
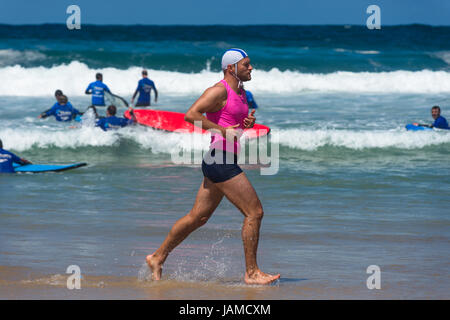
[245,90,259,109]
[38,95,82,122]
[95,105,136,131]
[131,70,158,107]
[85,73,111,106]
[40,89,65,115]
[146,48,280,285]
[413,106,449,129]
[0,139,31,173]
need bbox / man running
[131,70,158,107]
[38,95,82,122]
[95,105,136,131]
[146,48,280,285]
[0,139,31,173]
[85,73,111,106]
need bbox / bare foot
[244,270,280,285]
[146,254,163,280]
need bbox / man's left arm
[85,83,92,95]
[243,109,256,128]
[152,83,158,103]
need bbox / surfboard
[13,162,87,173]
[405,124,433,131]
[124,109,271,138]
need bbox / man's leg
[215,172,280,285]
[147,177,224,280]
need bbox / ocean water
[0,25,449,299]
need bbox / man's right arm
[39,104,56,119]
[39,110,50,119]
[184,84,238,139]
[19,158,32,165]
[131,84,139,102]
[11,152,31,165]
[416,123,433,128]
[85,83,92,94]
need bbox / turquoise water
[0,25,449,299]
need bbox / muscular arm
[184,83,229,136]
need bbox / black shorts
[201,149,243,183]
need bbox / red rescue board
[124,109,270,139]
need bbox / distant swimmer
[85,73,111,106]
[245,90,259,109]
[131,70,158,107]
[40,89,64,115]
[95,105,136,131]
[38,95,82,122]
[146,48,280,285]
[413,106,449,129]
[0,139,31,173]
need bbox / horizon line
[1,23,449,27]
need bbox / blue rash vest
[0,148,23,173]
[44,102,81,122]
[86,80,111,106]
[136,78,156,105]
[95,116,134,131]
[433,116,449,129]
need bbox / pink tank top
[206,80,249,154]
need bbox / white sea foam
[277,128,450,151]
[2,125,449,153]
[1,61,450,96]
[0,125,209,153]
[0,49,46,67]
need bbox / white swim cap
[221,48,248,70]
